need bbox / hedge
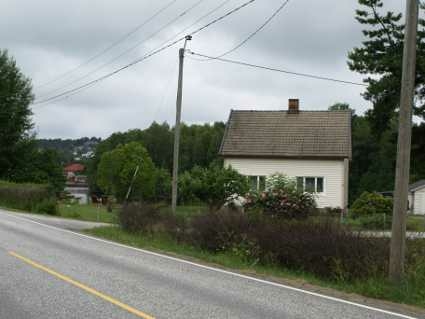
[0,180,57,215]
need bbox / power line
[35,0,177,89]
[157,0,234,52]
[36,0,207,100]
[198,0,291,61]
[189,51,368,86]
[33,0,257,105]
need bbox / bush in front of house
[251,217,388,280]
[186,207,388,281]
[189,207,253,252]
[178,164,250,211]
[350,191,393,218]
[246,174,317,220]
[119,202,162,233]
[0,180,57,214]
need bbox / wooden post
[389,0,419,282]
[171,36,191,214]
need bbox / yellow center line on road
[8,251,155,319]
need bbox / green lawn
[345,214,425,232]
[86,226,425,309]
[407,215,425,232]
[58,203,118,223]
[57,204,205,224]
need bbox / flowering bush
[246,174,317,219]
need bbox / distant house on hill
[64,163,88,204]
[219,99,352,210]
[64,163,85,175]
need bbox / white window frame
[248,175,266,191]
[296,176,325,194]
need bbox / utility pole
[389,0,419,282]
[171,35,192,214]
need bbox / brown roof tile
[219,110,352,159]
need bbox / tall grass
[0,180,57,214]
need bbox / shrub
[161,211,188,243]
[34,198,58,215]
[265,173,296,191]
[186,208,388,281]
[179,164,250,211]
[178,168,204,205]
[0,180,56,213]
[252,218,389,280]
[154,168,171,202]
[350,192,393,218]
[246,174,317,220]
[189,207,253,252]
[119,202,161,233]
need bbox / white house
[409,180,425,215]
[219,99,352,210]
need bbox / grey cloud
[1,0,405,138]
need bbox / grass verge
[58,203,117,223]
[85,226,425,309]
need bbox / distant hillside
[37,137,101,163]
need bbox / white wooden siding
[224,158,345,208]
[413,188,425,215]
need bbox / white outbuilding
[409,180,425,215]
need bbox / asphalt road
[0,208,421,319]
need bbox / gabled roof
[219,110,352,159]
[410,180,425,192]
[64,163,85,173]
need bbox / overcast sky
[1,0,405,138]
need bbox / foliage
[34,198,58,215]
[97,142,156,202]
[349,214,392,230]
[0,50,64,192]
[328,102,350,111]
[0,49,34,178]
[8,146,66,193]
[189,207,253,252]
[350,191,393,218]
[252,218,388,281]
[0,180,56,213]
[89,121,225,192]
[119,202,161,233]
[37,137,100,163]
[165,206,387,281]
[348,0,425,134]
[246,174,317,220]
[265,173,296,191]
[178,164,250,211]
[178,167,204,204]
[154,168,171,202]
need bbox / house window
[296,177,324,193]
[248,176,266,191]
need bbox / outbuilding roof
[410,180,425,192]
[219,110,352,159]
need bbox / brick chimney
[288,98,299,114]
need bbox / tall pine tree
[348,0,425,135]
